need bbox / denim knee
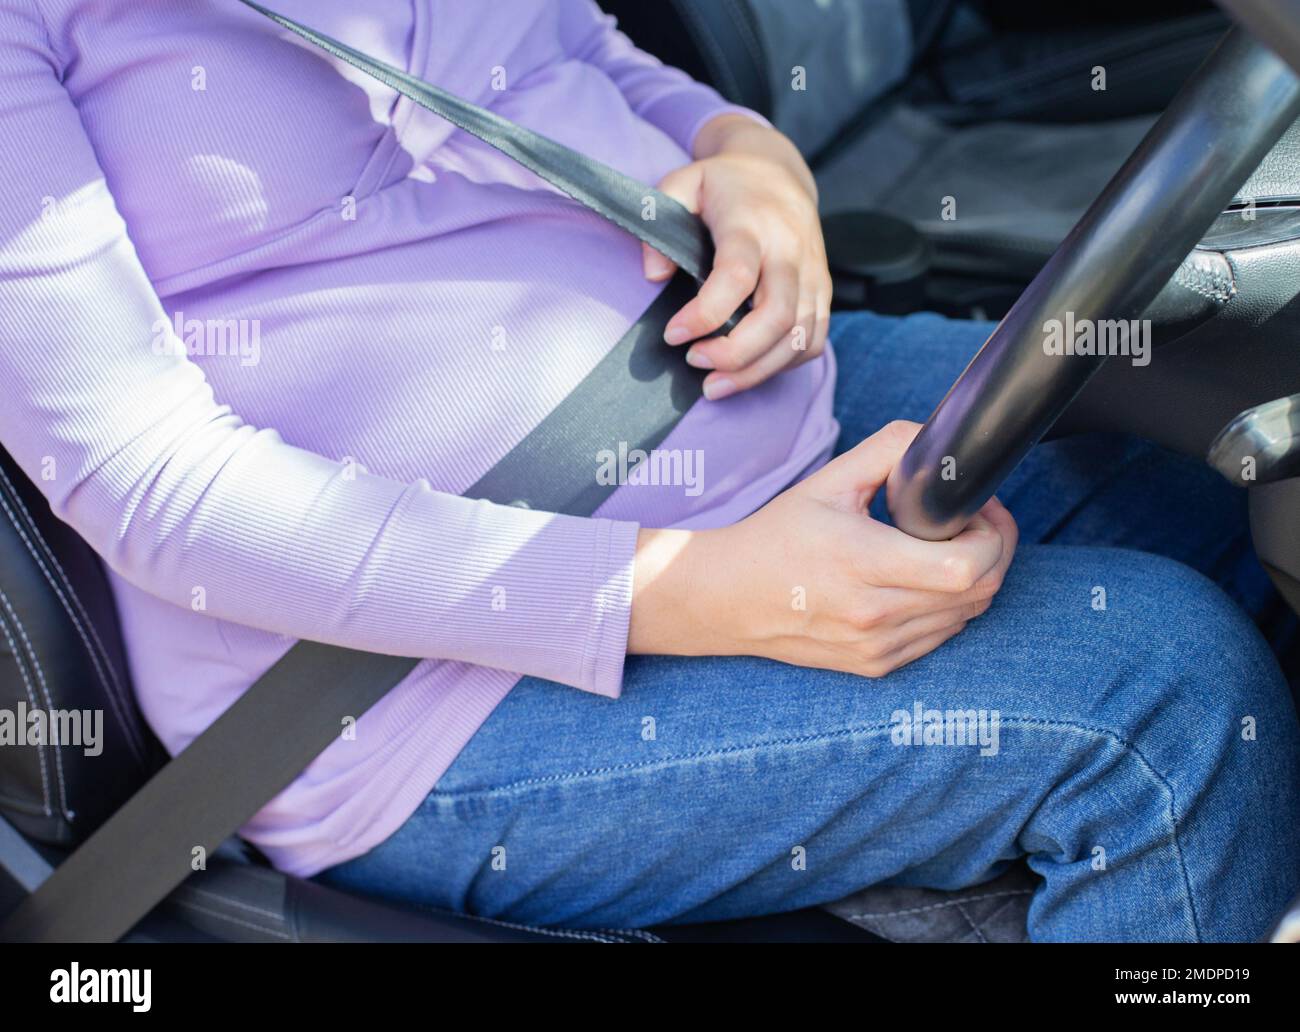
[1079,550,1297,850]
[1083,551,1288,737]
[1000,547,1296,816]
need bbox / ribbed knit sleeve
[559,0,773,156]
[0,0,638,699]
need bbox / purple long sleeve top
[0,0,838,876]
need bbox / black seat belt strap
[2,4,724,942]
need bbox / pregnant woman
[0,0,1296,941]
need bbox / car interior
[3,0,1300,943]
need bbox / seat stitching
[954,899,988,943]
[408,903,625,942]
[0,469,146,765]
[0,609,52,816]
[0,467,141,750]
[598,927,666,943]
[0,587,69,817]
[452,911,625,942]
[184,883,287,922]
[984,892,1033,942]
[168,897,293,940]
[0,467,144,759]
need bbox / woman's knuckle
[702,338,738,365]
[943,555,979,592]
[852,600,887,630]
[716,257,757,290]
[770,303,798,333]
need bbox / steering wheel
[886,11,1300,541]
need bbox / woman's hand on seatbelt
[628,421,1019,677]
[643,113,832,401]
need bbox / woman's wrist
[692,112,818,204]
[628,526,735,656]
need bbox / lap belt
[1,1,742,942]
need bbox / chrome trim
[1207,392,1300,485]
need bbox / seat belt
[1,2,739,942]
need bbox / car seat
[598,0,1229,316]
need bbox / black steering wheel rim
[885,17,1300,541]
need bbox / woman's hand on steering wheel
[629,421,1020,677]
[643,113,832,401]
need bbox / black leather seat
[0,448,161,846]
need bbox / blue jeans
[320,311,1300,941]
